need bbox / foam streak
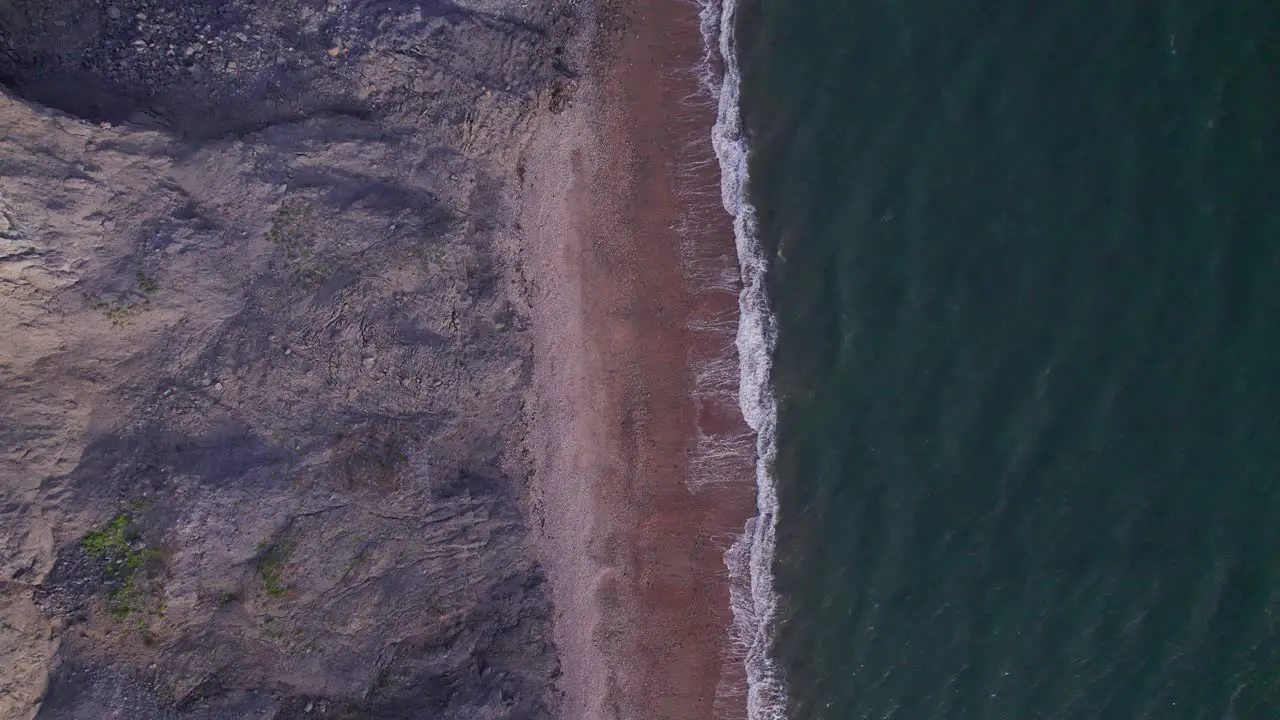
[697,0,789,716]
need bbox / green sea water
[736,1,1280,717]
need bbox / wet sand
[521,0,758,717]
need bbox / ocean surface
[731,1,1280,718]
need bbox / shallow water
[736,1,1280,717]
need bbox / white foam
[696,0,790,716]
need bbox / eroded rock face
[0,1,578,717]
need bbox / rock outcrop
[0,1,579,717]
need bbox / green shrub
[81,514,158,617]
[258,541,292,598]
[136,271,159,294]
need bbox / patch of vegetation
[81,514,161,618]
[264,198,314,245]
[257,541,292,598]
[264,198,332,288]
[89,296,149,327]
[136,271,159,294]
[82,514,136,559]
[84,292,151,328]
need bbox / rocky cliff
[0,1,578,717]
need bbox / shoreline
[520,0,758,717]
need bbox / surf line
[697,0,789,716]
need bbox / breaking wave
[695,0,789,716]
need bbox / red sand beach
[521,0,757,717]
